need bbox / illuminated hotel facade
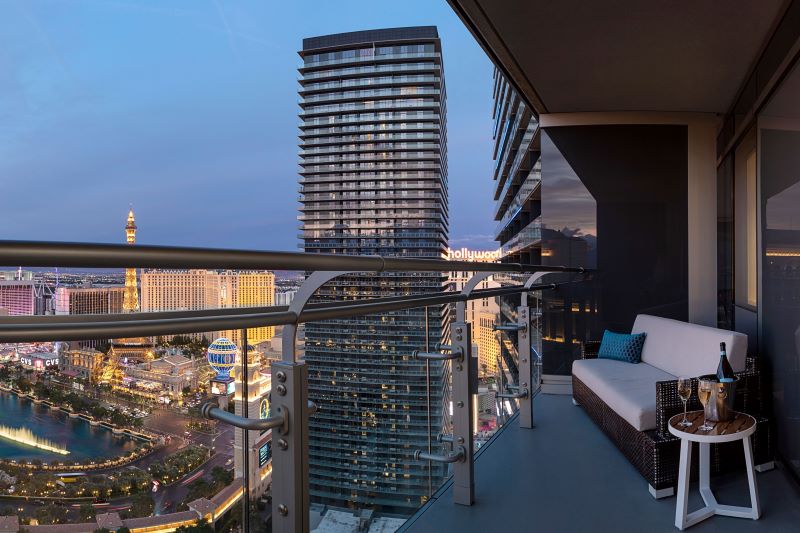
[299,27,449,513]
[141,270,275,344]
[0,281,36,316]
[55,286,124,316]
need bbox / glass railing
[303,134,441,148]
[495,164,542,239]
[501,218,542,257]
[301,75,440,93]
[300,142,440,156]
[301,52,440,69]
[301,162,441,175]
[0,242,587,532]
[301,62,440,81]
[494,119,539,214]
[300,152,440,165]
[300,100,439,117]
[301,112,440,128]
[300,123,440,137]
[302,88,440,104]
[300,181,440,193]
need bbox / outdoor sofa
[572,314,774,497]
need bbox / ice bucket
[698,375,738,422]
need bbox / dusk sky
[0,1,497,252]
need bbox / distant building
[61,348,105,382]
[219,271,276,346]
[275,290,296,307]
[108,207,155,370]
[141,269,275,344]
[0,270,34,281]
[55,286,125,315]
[121,354,199,403]
[0,281,36,316]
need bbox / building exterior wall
[62,348,105,382]
[219,271,276,346]
[0,281,36,316]
[299,26,448,514]
[140,270,275,344]
[55,287,125,315]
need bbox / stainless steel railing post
[450,320,475,506]
[270,360,309,533]
[274,270,350,533]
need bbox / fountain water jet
[0,424,69,455]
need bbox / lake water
[0,391,140,462]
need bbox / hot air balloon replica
[207,337,237,400]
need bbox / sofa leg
[572,398,580,406]
[648,484,674,499]
[755,461,775,473]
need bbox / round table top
[668,411,756,443]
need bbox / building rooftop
[302,26,439,52]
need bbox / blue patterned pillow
[597,330,646,364]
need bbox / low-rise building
[61,348,105,382]
[120,354,199,403]
[20,352,60,372]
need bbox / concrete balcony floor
[403,394,800,532]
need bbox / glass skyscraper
[298,27,449,514]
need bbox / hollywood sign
[446,248,502,262]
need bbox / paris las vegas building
[298,27,449,513]
[140,270,276,345]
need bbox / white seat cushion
[632,315,748,377]
[573,358,675,431]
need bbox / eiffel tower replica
[101,207,154,384]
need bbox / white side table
[668,411,760,530]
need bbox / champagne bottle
[716,342,735,382]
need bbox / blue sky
[0,1,497,252]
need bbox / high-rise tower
[298,27,449,514]
[123,207,139,313]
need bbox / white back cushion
[631,314,747,377]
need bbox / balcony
[0,241,584,532]
[402,394,800,532]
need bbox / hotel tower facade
[298,27,449,513]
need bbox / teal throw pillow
[598,330,646,364]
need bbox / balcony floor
[404,394,800,532]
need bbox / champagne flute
[677,377,692,427]
[698,380,714,431]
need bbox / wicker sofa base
[572,375,773,492]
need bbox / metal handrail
[0,281,573,342]
[414,447,465,464]
[201,403,286,432]
[0,240,586,274]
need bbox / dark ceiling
[452,0,787,114]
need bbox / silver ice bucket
[698,375,738,422]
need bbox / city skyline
[0,1,497,251]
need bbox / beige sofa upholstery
[572,314,748,431]
[632,314,747,377]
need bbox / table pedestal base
[675,438,760,530]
